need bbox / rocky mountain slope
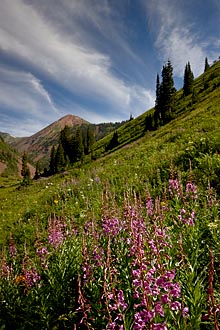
[9,114,89,164]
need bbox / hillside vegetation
[1,115,129,169]
[0,136,20,184]
[0,60,220,329]
[0,136,36,187]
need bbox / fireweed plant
[0,175,220,329]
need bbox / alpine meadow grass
[1,61,220,329]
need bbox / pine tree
[73,128,84,162]
[60,125,72,162]
[204,57,210,72]
[154,73,162,127]
[155,73,161,110]
[21,151,31,185]
[49,145,56,175]
[129,113,134,121]
[34,161,41,179]
[183,62,194,96]
[145,114,154,131]
[55,143,65,173]
[155,60,176,124]
[106,131,119,151]
[86,126,95,155]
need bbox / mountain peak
[57,114,89,128]
[7,114,90,163]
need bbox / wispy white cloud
[0,67,57,116]
[0,67,59,136]
[0,0,154,135]
[0,0,146,108]
[144,0,219,77]
[0,113,49,137]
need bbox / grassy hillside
[0,136,36,188]
[0,60,220,329]
[0,136,20,183]
[92,60,220,158]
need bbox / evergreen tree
[155,60,176,125]
[82,128,87,155]
[86,126,95,155]
[49,145,56,175]
[155,73,161,110]
[154,73,162,128]
[161,60,176,115]
[60,125,72,162]
[129,113,134,121]
[183,62,194,96]
[145,114,154,131]
[73,128,84,162]
[55,143,65,173]
[21,151,31,185]
[204,57,210,72]
[34,161,41,179]
[106,131,119,151]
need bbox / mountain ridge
[0,114,129,166]
[2,114,89,164]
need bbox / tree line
[145,57,210,131]
[48,125,95,175]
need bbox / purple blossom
[9,240,17,258]
[102,217,123,236]
[134,309,155,329]
[182,307,189,318]
[170,283,181,298]
[141,309,155,322]
[148,240,159,254]
[36,246,49,268]
[152,322,167,330]
[146,197,153,216]
[164,269,175,280]
[186,182,198,199]
[106,290,127,328]
[155,302,164,317]
[178,209,195,226]
[107,322,117,330]
[48,217,66,248]
[161,294,171,305]
[128,205,188,327]
[24,267,41,287]
[1,259,11,278]
[108,289,128,312]
[117,290,128,311]
[36,246,49,256]
[93,246,104,266]
[171,301,181,311]
[169,179,180,197]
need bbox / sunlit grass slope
[1,61,220,246]
[0,61,220,329]
[0,136,20,184]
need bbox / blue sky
[0,0,219,137]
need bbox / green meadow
[0,61,220,329]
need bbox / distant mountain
[8,114,89,165]
[1,114,129,168]
[0,132,22,145]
